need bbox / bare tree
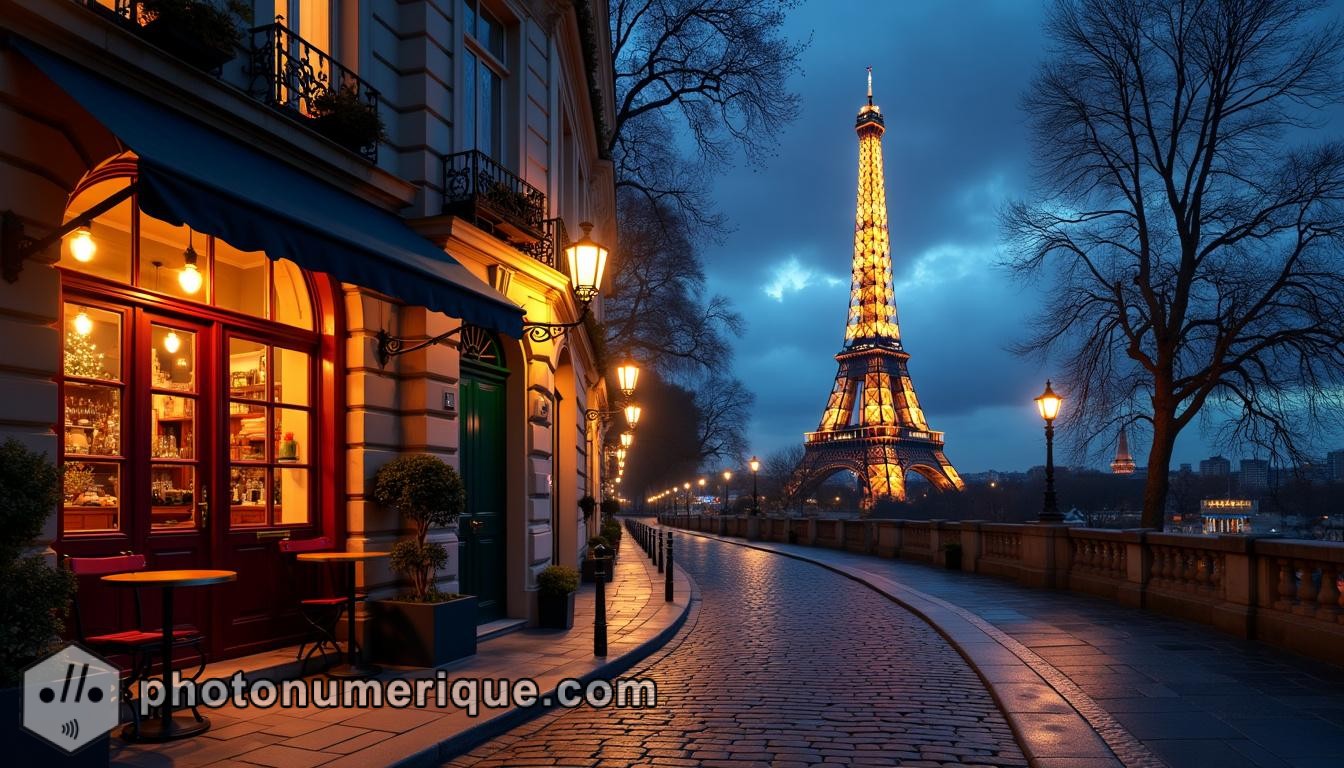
[694,375,754,463]
[759,444,805,507]
[606,188,744,377]
[1005,0,1344,528]
[610,0,808,228]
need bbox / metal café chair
[65,553,208,736]
[277,536,363,672]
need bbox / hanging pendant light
[164,330,181,354]
[68,227,96,263]
[179,229,203,295]
[72,308,93,336]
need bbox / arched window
[57,156,325,539]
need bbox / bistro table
[295,551,388,678]
[101,569,237,741]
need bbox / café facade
[0,0,616,659]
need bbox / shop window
[62,303,124,534]
[150,324,198,530]
[228,337,312,528]
[215,241,268,319]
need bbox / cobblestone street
[447,533,1028,767]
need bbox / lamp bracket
[2,183,136,283]
[375,325,465,368]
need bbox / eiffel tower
[789,70,963,512]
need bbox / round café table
[101,569,236,741]
[295,551,388,678]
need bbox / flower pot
[0,685,110,766]
[944,549,962,570]
[140,18,236,72]
[369,595,477,668]
[537,591,575,629]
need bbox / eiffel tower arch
[787,70,964,513]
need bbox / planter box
[581,555,614,583]
[537,592,575,629]
[944,549,963,570]
[369,595,477,668]
[0,686,110,766]
[140,19,236,72]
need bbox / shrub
[0,440,75,686]
[537,565,579,597]
[578,495,597,522]
[587,535,609,550]
[142,0,252,54]
[601,519,622,545]
[311,85,386,154]
[600,498,620,519]
[372,455,465,602]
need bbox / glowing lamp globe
[749,456,761,473]
[723,470,732,482]
[616,362,640,397]
[163,330,182,354]
[624,404,641,429]
[72,309,94,337]
[178,244,203,295]
[1035,380,1062,422]
[564,222,608,306]
[620,432,633,448]
[68,227,96,263]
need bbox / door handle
[468,519,483,533]
[198,484,209,528]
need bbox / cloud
[762,256,846,302]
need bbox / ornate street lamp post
[722,469,732,514]
[749,456,761,516]
[1035,380,1063,523]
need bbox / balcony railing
[443,150,547,245]
[248,22,382,161]
[525,217,570,269]
[804,425,945,444]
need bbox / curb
[670,526,1165,768]
[389,561,697,768]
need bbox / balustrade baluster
[1316,564,1339,620]
[1276,559,1296,609]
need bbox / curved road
[448,529,1027,767]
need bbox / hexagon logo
[22,644,120,754]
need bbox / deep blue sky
[701,0,1218,474]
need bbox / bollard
[657,528,664,572]
[593,543,609,657]
[665,531,674,602]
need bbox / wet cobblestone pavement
[446,533,1028,767]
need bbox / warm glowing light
[683,482,690,490]
[616,448,627,461]
[68,227,96,263]
[178,239,203,294]
[1035,380,1062,422]
[564,222,608,305]
[72,309,93,336]
[620,432,633,448]
[163,330,181,354]
[616,362,640,397]
[697,478,706,488]
[749,456,760,473]
[723,470,732,482]
[624,404,641,429]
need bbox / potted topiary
[309,85,386,156]
[0,441,89,764]
[580,536,612,583]
[139,0,251,73]
[367,454,477,668]
[536,565,579,629]
[943,542,963,571]
[601,517,623,553]
[600,497,621,520]
[578,495,597,523]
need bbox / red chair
[66,554,208,736]
[278,537,360,672]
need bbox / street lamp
[683,481,691,514]
[623,404,642,429]
[722,469,732,513]
[697,477,706,513]
[1035,380,1063,523]
[616,362,640,398]
[621,432,634,449]
[749,456,761,516]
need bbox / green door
[458,329,509,624]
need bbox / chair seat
[86,627,203,648]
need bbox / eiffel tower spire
[788,71,964,512]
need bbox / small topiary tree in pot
[368,454,477,667]
[536,565,579,629]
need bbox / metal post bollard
[665,531,674,602]
[657,527,664,572]
[593,543,609,657]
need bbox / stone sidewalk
[110,545,692,768]
[672,525,1344,768]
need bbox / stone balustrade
[656,512,1344,665]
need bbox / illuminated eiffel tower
[789,70,963,512]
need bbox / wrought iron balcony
[443,150,547,245]
[525,217,570,269]
[247,21,382,161]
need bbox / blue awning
[14,40,524,338]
